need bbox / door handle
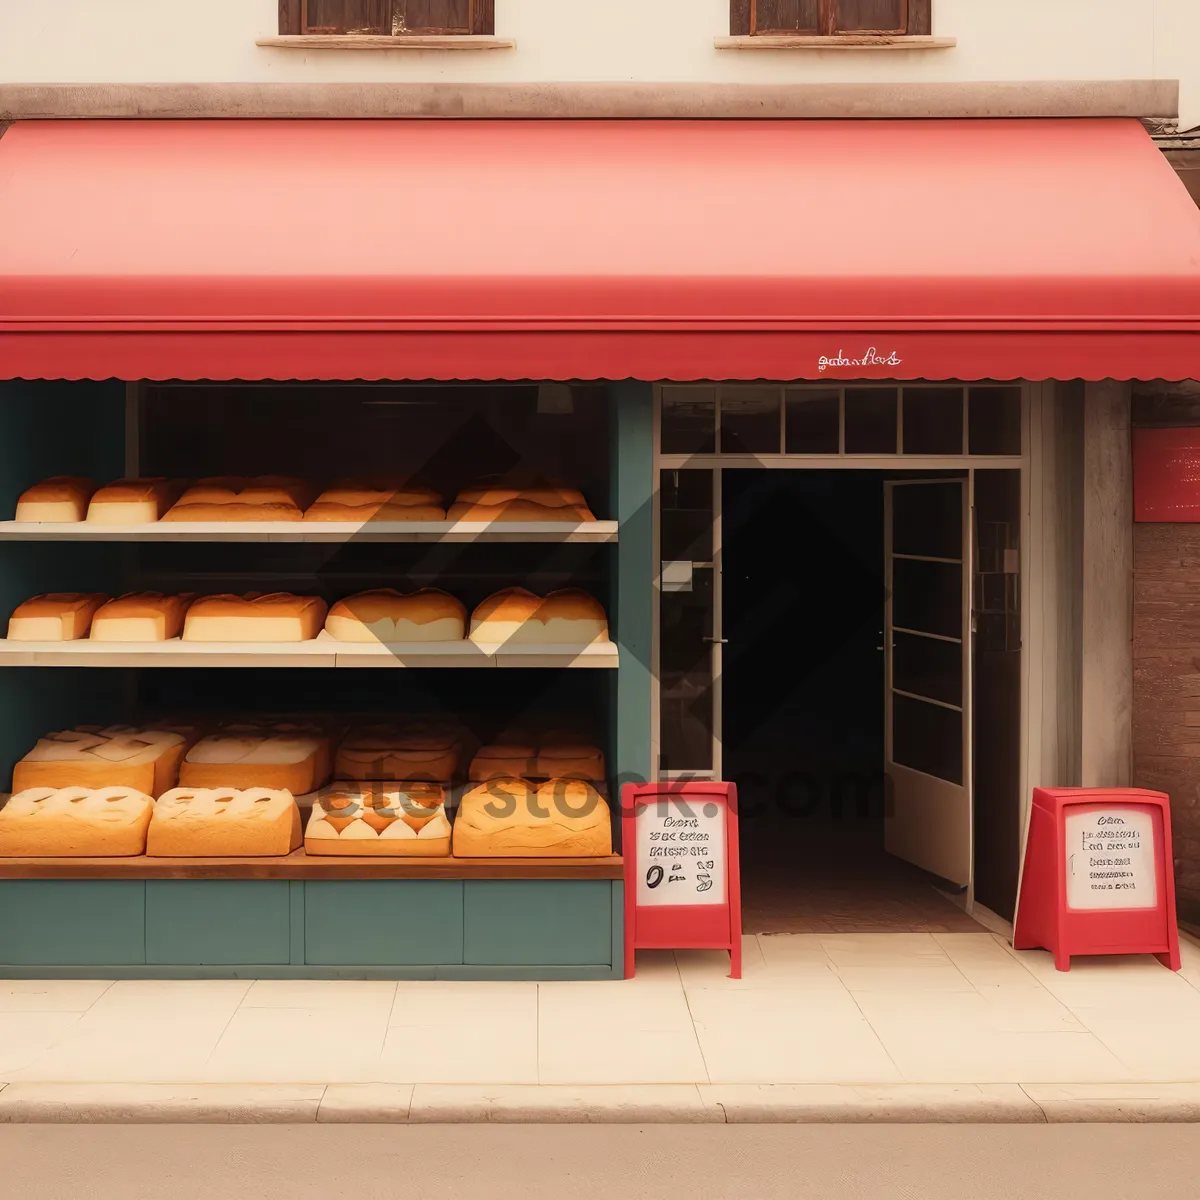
[703,636,729,644]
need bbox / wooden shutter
[398,1,472,33]
[279,0,302,34]
[735,0,925,35]
[302,1,392,34]
[753,1,820,33]
[829,1,906,33]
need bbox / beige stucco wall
[0,1,1196,128]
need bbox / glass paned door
[883,478,973,887]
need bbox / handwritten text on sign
[635,798,727,907]
[1064,808,1158,911]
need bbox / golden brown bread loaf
[15,476,96,522]
[90,592,194,641]
[452,778,612,857]
[304,782,451,856]
[7,593,109,640]
[325,588,466,643]
[534,736,606,781]
[86,479,183,524]
[0,786,155,857]
[162,476,314,521]
[303,500,445,522]
[447,500,593,523]
[182,593,327,642]
[456,482,587,508]
[303,479,443,522]
[468,742,538,781]
[334,722,462,782]
[469,588,610,644]
[147,787,301,857]
[12,725,189,797]
[178,731,332,794]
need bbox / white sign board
[635,797,726,907]
[1065,807,1157,911]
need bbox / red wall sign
[1013,787,1180,971]
[622,782,742,979]
[1133,427,1200,521]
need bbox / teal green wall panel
[0,880,145,966]
[145,881,291,965]
[612,382,655,799]
[304,880,464,965]
[463,880,613,966]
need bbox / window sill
[257,34,515,51]
[715,34,956,50]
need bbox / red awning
[1,117,1199,382]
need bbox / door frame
[652,381,1042,917]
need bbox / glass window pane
[305,1,390,33]
[969,387,1023,455]
[892,693,963,784]
[845,388,898,453]
[399,1,471,32]
[753,1,819,32]
[892,482,961,559]
[660,469,713,562]
[661,387,715,455]
[893,631,962,707]
[785,389,840,453]
[835,1,906,32]
[719,387,781,454]
[892,559,962,640]
[660,567,714,773]
[902,387,964,454]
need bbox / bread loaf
[182,593,327,642]
[86,479,183,524]
[90,592,194,641]
[456,482,587,509]
[469,588,609,645]
[334,722,461,782]
[452,778,612,857]
[447,500,593,523]
[303,501,445,522]
[147,787,301,856]
[12,726,188,797]
[534,737,606,782]
[162,476,314,521]
[304,782,450,856]
[14,476,96,522]
[0,786,155,857]
[325,588,466,643]
[304,479,443,522]
[7,593,109,641]
[469,742,537,782]
[178,732,331,794]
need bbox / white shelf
[0,632,619,669]
[0,521,618,544]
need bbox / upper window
[281,1,494,37]
[730,1,931,37]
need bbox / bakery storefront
[0,117,1197,977]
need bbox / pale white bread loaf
[325,588,466,643]
[14,476,96,522]
[452,778,612,857]
[7,593,109,641]
[147,787,300,857]
[469,588,609,645]
[12,726,188,797]
[334,722,461,782]
[216,719,334,785]
[90,592,195,642]
[469,743,537,782]
[0,786,155,857]
[447,500,593,523]
[182,593,327,642]
[303,500,445,523]
[178,732,331,794]
[305,781,450,856]
[86,479,184,524]
[534,737,606,781]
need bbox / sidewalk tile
[1065,1006,1200,1080]
[0,981,112,1013]
[701,1083,1044,1123]
[853,989,1084,1035]
[677,938,843,992]
[686,987,900,1084]
[0,1082,322,1123]
[409,1084,719,1123]
[0,1013,82,1076]
[241,980,396,1013]
[318,1084,413,1122]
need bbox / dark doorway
[720,469,985,934]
